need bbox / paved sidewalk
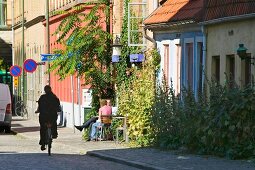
[11,116,255,170]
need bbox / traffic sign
[14,77,18,87]
[9,65,22,77]
[40,54,61,62]
[23,59,37,73]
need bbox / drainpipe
[46,0,50,85]
[201,25,207,92]
[71,75,75,133]
[143,26,156,49]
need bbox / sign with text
[82,89,92,108]
[41,54,61,62]
[14,77,18,87]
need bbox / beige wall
[25,23,46,117]
[206,18,255,86]
[13,0,47,119]
[112,0,123,37]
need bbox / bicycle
[44,122,53,156]
[15,100,28,119]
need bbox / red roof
[144,0,205,25]
[204,0,255,21]
[144,0,255,26]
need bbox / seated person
[89,99,112,140]
[74,99,112,132]
[74,116,98,131]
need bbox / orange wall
[48,4,109,103]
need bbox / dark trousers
[81,116,98,129]
[39,116,58,145]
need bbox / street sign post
[9,65,22,77]
[36,62,46,65]
[23,59,37,73]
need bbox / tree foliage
[49,0,113,109]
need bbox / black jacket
[38,92,60,122]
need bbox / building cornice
[0,26,11,31]
[144,20,195,31]
[24,15,45,28]
[13,20,26,30]
[200,13,255,25]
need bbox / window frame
[0,0,7,27]
[212,55,220,83]
[128,2,147,47]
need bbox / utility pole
[46,0,50,85]
[21,0,25,101]
[11,0,14,93]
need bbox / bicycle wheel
[15,102,23,117]
[47,128,52,156]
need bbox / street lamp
[111,35,122,63]
[237,44,255,65]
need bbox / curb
[87,151,168,170]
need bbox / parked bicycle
[15,100,28,119]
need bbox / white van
[0,83,12,133]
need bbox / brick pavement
[11,116,255,170]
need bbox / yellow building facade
[206,18,255,87]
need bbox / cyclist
[37,85,60,151]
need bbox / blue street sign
[10,65,22,77]
[40,54,61,61]
[24,59,37,73]
[130,54,144,62]
[112,55,120,63]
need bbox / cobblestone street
[1,117,253,170]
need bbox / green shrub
[152,77,255,159]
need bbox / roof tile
[144,0,205,25]
[204,0,255,21]
[144,0,255,26]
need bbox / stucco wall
[25,23,47,120]
[13,0,47,120]
[206,18,255,86]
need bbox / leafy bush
[152,77,255,159]
[117,50,158,146]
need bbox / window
[186,43,193,89]
[176,44,181,94]
[128,2,147,46]
[163,44,169,85]
[0,0,7,26]
[212,56,220,83]
[241,54,251,87]
[197,42,203,92]
[226,55,235,87]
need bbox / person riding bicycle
[37,85,60,151]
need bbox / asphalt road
[0,132,140,170]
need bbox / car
[0,83,12,133]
